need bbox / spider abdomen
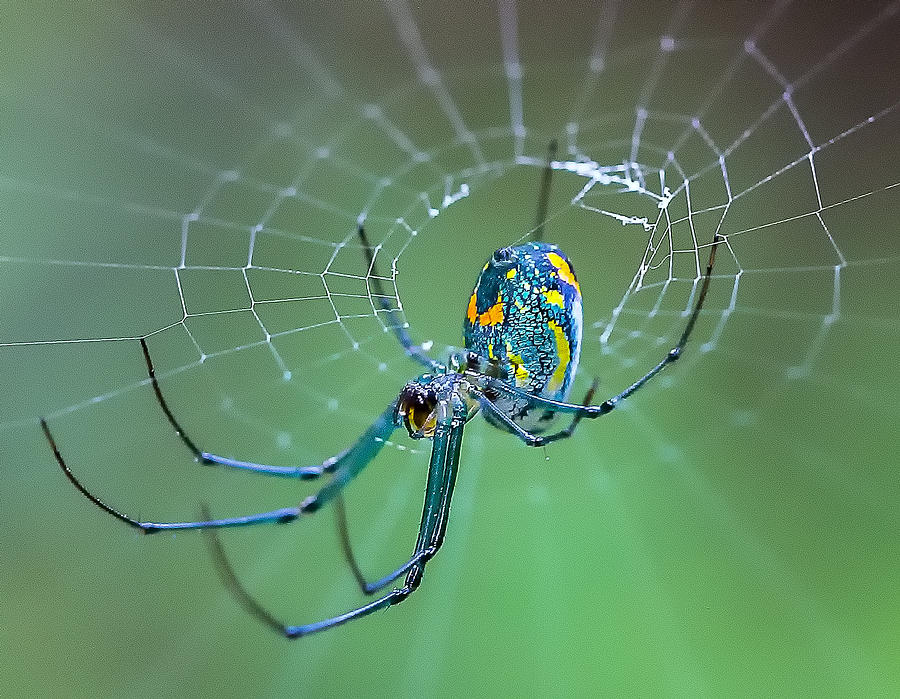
[463,242,582,433]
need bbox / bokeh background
[2,1,898,696]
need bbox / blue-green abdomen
[463,242,583,433]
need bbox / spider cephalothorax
[396,380,437,437]
[42,143,719,638]
[396,374,482,439]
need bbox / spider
[41,144,720,638]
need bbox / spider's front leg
[286,394,466,636]
[139,337,343,480]
[42,399,401,532]
[207,392,468,638]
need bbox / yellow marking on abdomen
[544,289,564,308]
[505,344,530,387]
[547,252,581,296]
[546,319,571,393]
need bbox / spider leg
[334,495,369,590]
[479,377,613,416]
[481,235,721,420]
[477,378,598,447]
[200,502,289,632]
[357,224,444,372]
[205,397,467,638]
[41,400,400,533]
[335,496,405,594]
[528,378,598,446]
[140,338,332,479]
[532,139,557,242]
[335,494,439,595]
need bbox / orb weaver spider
[41,144,720,638]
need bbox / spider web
[2,0,898,429]
[1,0,899,694]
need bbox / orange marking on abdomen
[468,292,505,327]
[467,292,478,324]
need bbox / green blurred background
[2,1,898,696]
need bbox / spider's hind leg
[478,235,722,424]
[478,378,599,447]
[528,378,599,446]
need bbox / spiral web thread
[0,0,898,438]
